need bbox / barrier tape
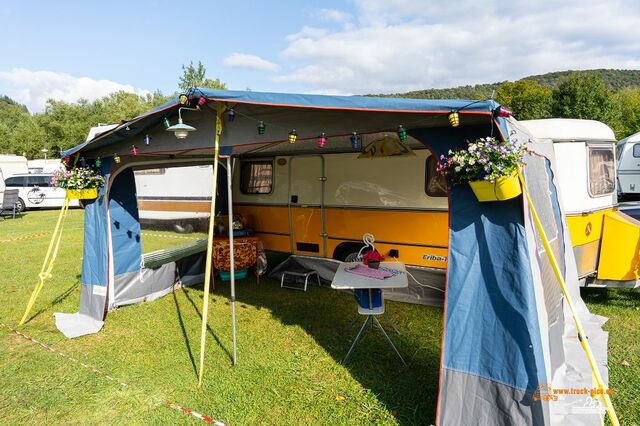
[141,232,201,240]
[0,323,224,425]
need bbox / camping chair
[0,189,19,220]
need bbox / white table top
[331,261,408,290]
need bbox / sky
[1,0,639,112]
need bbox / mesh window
[240,161,273,194]
[425,155,447,197]
[588,147,615,196]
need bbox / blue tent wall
[109,167,142,276]
[79,158,112,321]
[410,126,547,424]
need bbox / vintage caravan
[520,119,639,287]
[616,130,640,198]
[234,119,639,288]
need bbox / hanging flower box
[66,188,99,200]
[437,136,526,202]
[52,167,104,200]
[469,172,522,202]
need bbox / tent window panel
[425,155,447,197]
[240,161,273,194]
[587,147,615,197]
[633,144,640,158]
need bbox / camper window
[240,161,273,194]
[587,146,615,197]
[633,144,640,158]
[425,156,447,197]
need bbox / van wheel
[173,222,194,234]
[15,198,25,212]
[333,242,369,262]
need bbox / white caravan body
[616,131,640,197]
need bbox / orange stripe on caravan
[137,200,211,213]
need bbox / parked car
[3,173,79,211]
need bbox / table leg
[373,316,407,366]
[342,315,371,364]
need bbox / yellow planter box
[469,173,522,202]
[66,188,98,200]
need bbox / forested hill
[375,69,640,100]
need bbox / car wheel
[15,197,26,212]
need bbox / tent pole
[197,105,223,388]
[517,168,619,426]
[226,156,238,366]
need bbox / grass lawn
[1,210,638,424]
[0,210,442,425]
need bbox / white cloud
[222,53,279,72]
[274,0,640,95]
[317,8,352,26]
[0,68,149,112]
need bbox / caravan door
[288,156,326,256]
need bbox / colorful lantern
[448,111,460,127]
[494,106,512,117]
[163,118,171,129]
[178,94,188,105]
[79,157,87,167]
[350,132,361,150]
[130,146,138,156]
[197,96,207,106]
[95,157,102,168]
[257,121,266,135]
[227,108,236,122]
[114,153,121,164]
[317,132,327,148]
[397,125,407,142]
[288,130,298,144]
[143,134,151,146]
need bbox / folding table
[331,261,408,365]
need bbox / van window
[633,144,640,158]
[588,146,615,197]
[28,176,51,187]
[5,176,26,187]
[425,155,447,197]
[240,161,273,194]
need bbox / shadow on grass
[206,276,442,425]
[181,284,233,365]
[24,282,77,324]
[581,287,640,308]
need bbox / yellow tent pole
[19,196,70,325]
[19,154,81,326]
[516,168,619,426]
[198,104,224,388]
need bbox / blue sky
[1,0,639,112]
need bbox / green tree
[495,80,552,120]
[611,87,640,138]
[178,60,227,91]
[551,74,614,123]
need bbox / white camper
[615,130,640,198]
[27,159,64,174]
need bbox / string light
[197,96,207,106]
[163,118,171,129]
[288,129,298,144]
[397,125,407,142]
[227,108,236,122]
[130,146,138,156]
[178,94,188,105]
[257,121,266,135]
[143,135,151,146]
[63,156,71,165]
[95,157,102,168]
[448,111,460,127]
[114,153,121,164]
[317,132,327,148]
[494,106,512,118]
[79,157,87,167]
[350,132,361,150]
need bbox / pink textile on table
[345,264,394,280]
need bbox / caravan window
[4,176,26,187]
[587,146,615,197]
[425,155,447,197]
[240,161,273,194]
[633,144,640,158]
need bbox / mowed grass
[0,210,443,425]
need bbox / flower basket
[469,172,522,202]
[66,188,98,200]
